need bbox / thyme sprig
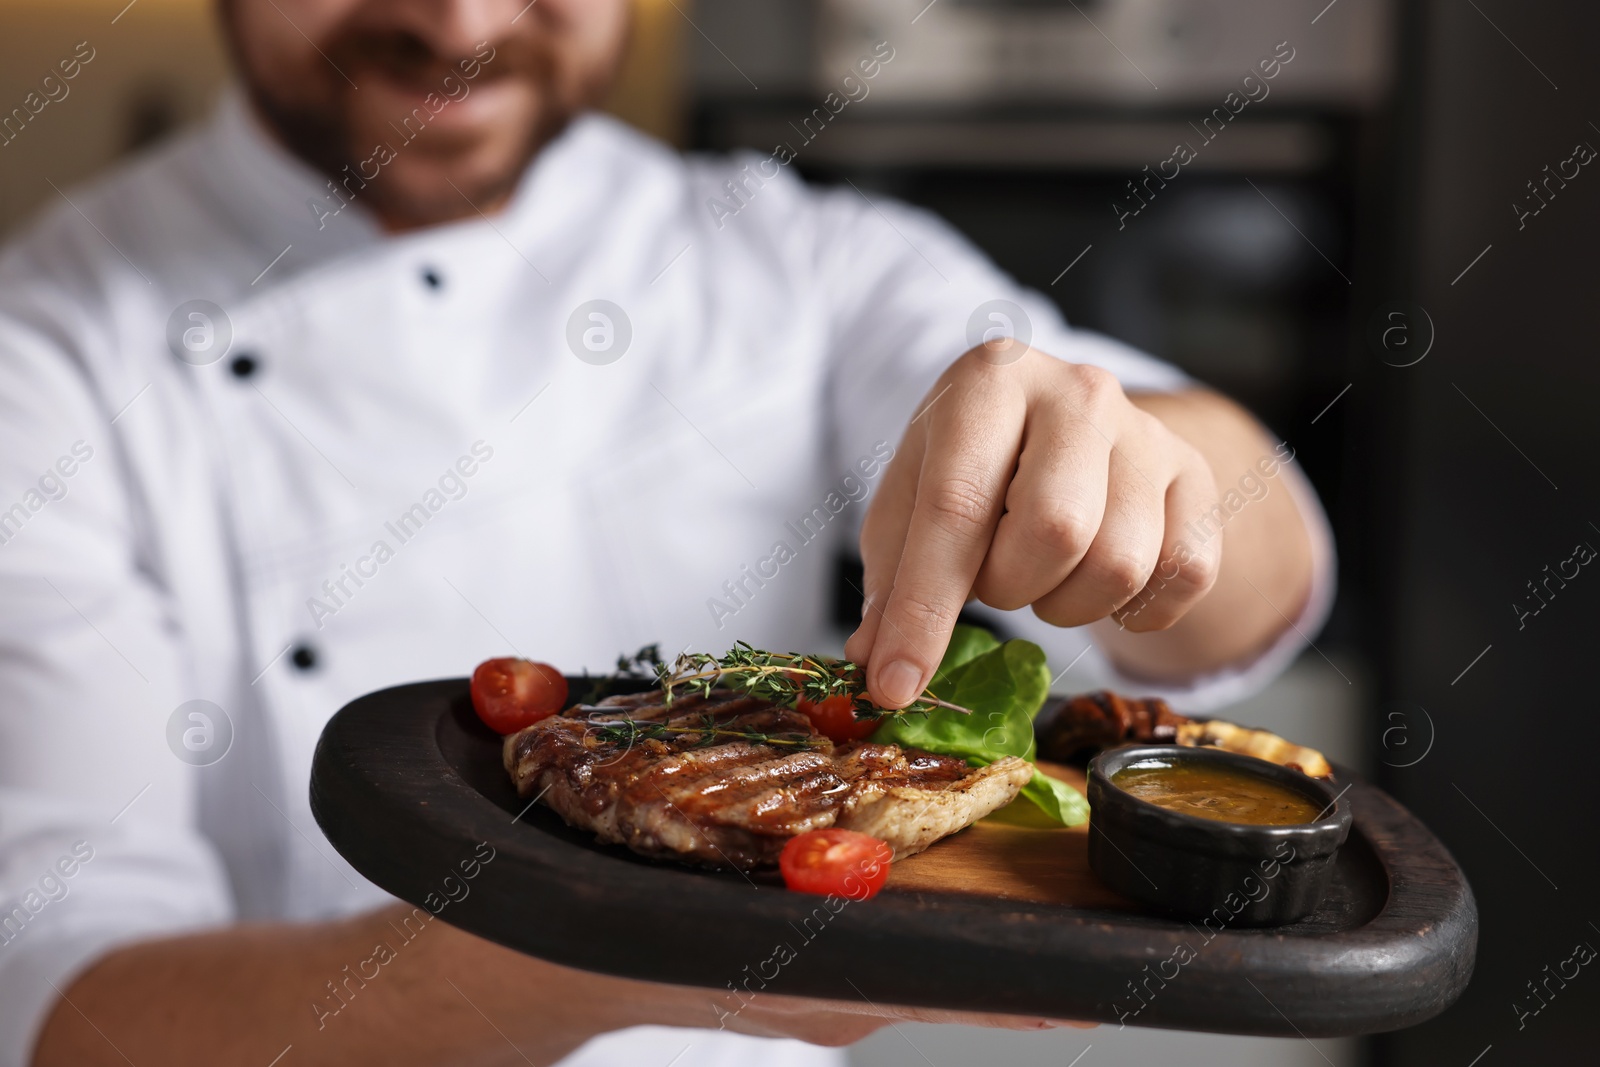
[586,713,825,750]
[616,641,971,720]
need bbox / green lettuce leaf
[1021,769,1090,826]
[930,623,1001,688]
[868,624,1086,826]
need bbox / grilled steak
[503,688,1031,869]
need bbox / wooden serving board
[311,678,1477,1037]
[887,762,1134,911]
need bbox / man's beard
[233,24,587,229]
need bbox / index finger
[864,388,1023,708]
[843,420,922,668]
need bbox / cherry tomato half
[470,658,568,734]
[796,694,878,743]
[779,829,894,900]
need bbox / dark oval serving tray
[310,677,1477,1036]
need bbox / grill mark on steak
[504,688,1032,869]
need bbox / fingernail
[879,659,923,707]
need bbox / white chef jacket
[0,91,1332,1066]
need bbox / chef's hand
[845,347,1224,708]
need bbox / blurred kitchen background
[3,1,1595,1064]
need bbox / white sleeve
[795,181,1335,709]
[0,232,233,1066]
[802,184,1192,467]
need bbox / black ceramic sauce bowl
[1087,745,1354,927]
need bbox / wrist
[397,905,707,1049]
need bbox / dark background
[1376,1,1600,1062]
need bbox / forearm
[1091,389,1315,682]
[33,903,654,1067]
[33,901,1054,1064]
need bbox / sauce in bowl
[1112,758,1324,826]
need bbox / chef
[0,1,1331,1064]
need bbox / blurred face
[221,0,630,230]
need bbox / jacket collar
[194,85,621,281]
[200,88,386,271]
